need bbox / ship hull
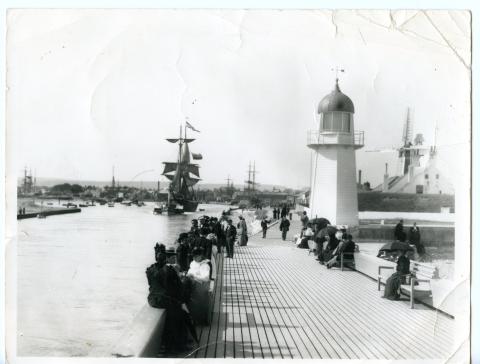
[181,199,199,212]
[168,198,198,214]
[163,195,199,215]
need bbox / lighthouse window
[341,113,351,132]
[321,113,334,131]
[321,112,351,132]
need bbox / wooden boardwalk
[193,220,454,359]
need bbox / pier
[17,208,82,220]
[193,219,453,359]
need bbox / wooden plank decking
[192,219,454,360]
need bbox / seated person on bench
[184,247,211,325]
[383,250,411,300]
[326,233,356,268]
[298,223,314,249]
[318,232,340,264]
[146,243,195,353]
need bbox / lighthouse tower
[307,78,364,226]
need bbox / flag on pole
[185,121,200,132]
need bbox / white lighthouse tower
[307,78,364,226]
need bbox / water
[16,202,226,357]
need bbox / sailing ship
[161,124,202,214]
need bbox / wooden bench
[378,261,439,309]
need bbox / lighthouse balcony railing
[307,130,364,148]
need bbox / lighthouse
[307,78,364,226]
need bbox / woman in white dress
[185,247,211,325]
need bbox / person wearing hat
[394,219,406,242]
[212,217,225,254]
[225,219,237,258]
[176,233,190,272]
[190,219,199,236]
[300,211,309,237]
[238,216,248,246]
[383,249,411,300]
[261,218,268,238]
[279,216,290,241]
[146,243,193,352]
[326,233,349,268]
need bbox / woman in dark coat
[146,244,194,353]
[175,233,191,271]
[383,250,411,300]
[318,232,340,264]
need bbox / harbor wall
[17,208,82,220]
[358,225,454,246]
[358,192,454,213]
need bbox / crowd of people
[295,211,357,269]
[145,208,427,353]
[145,214,237,354]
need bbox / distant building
[374,147,454,194]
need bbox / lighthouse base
[308,146,359,226]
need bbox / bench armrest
[412,278,430,283]
[410,277,432,291]
[378,266,394,275]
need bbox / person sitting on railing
[184,247,211,325]
[146,243,195,353]
[383,250,411,300]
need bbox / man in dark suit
[279,216,290,241]
[409,222,425,256]
[225,219,237,258]
[261,218,268,238]
[394,219,406,242]
[213,218,225,253]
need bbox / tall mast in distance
[252,161,257,194]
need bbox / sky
[6,9,471,188]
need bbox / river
[16,202,227,356]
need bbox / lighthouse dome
[318,79,355,114]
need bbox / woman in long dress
[383,250,411,300]
[238,216,248,246]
